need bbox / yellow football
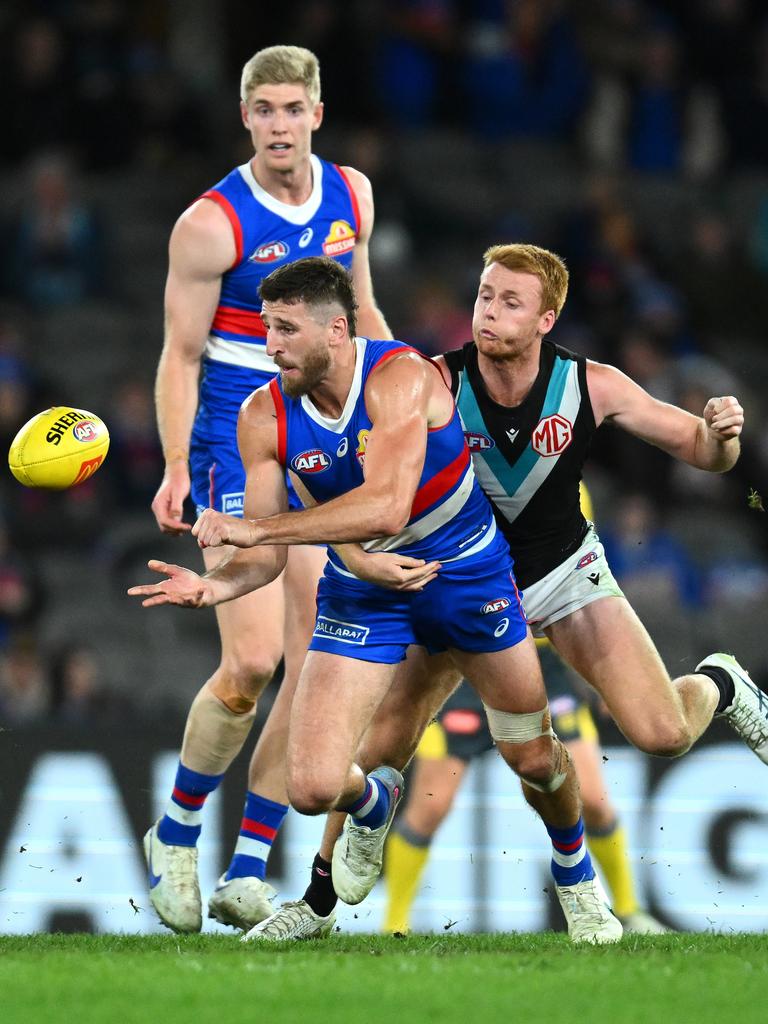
[8,406,110,489]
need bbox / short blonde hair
[483,243,569,319]
[240,45,321,105]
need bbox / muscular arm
[151,200,235,532]
[588,361,743,472]
[130,388,288,608]
[193,353,453,548]
[342,166,392,340]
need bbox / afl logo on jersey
[464,431,495,453]
[531,414,573,457]
[291,449,331,474]
[250,240,290,263]
[323,220,356,257]
[481,597,511,615]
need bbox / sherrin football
[8,406,110,489]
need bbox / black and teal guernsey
[443,340,596,590]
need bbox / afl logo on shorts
[481,597,511,615]
[291,449,331,474]
[250,241,290,263]
[531,414,573,457]
[464,431,495,452]
[72,420,98,442]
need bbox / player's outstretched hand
[704,395,744,440]
[350,551,441,591]
[151,463,192,535]
[192,509,255,549]
[127,560,213,608]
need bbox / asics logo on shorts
[494,618,510,637]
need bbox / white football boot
[619,910,671,935]
[143,820,202,933]
[332,766,404,905]
[242,900,336,942]
[698,653,768,763]
[207,874,277,931]
[555,874,623,944]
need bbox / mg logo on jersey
[250,240,290,263]
[531,414,573,457]
[481,597,511,615]
[464,431,495,452]
[73,420,98,442]
[292,449,331,474]
[322,220,356,257]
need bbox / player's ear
[539,310,556,336]
[240,100,250,130]
[312,102,324,131]
[328,313,348,345]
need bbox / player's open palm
[152,462,192,534]
[127,560,213,608]
[704,396,744,440]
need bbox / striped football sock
[156,762,223,847]
[225,792,289,881]
[546,817,595,887]
[342,776,390,829]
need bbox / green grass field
[2,932,767,1024]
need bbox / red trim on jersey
[241,818,278,841]
[208,462,216,509]
[269,378,287,466]
[200,190,243,267]
[172,787,206,809]
[211,305,266,337]
[335,165,361,235]
[410,444,470,519]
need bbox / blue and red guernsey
[198,154,359,406]
[269,339,502,580]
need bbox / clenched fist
[192,508,256,549]
[703,396,744,441]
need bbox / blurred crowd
[0,0,767,724]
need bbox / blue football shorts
[190,369,301,517]
[309,548,528,664]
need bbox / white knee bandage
[482,704,554,744]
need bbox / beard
[279,344,332,398]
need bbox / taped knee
[482,703,554,744]
[521,736,571,794]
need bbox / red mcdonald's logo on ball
[73,455,104,485]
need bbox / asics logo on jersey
[464,431,495,452]
[531,413,573,457]
[250,241,290,263]
[322,220,356,257]
[481,597,511,614]
[292,449,332,474]
[336,437,349,457]
[576,551,598,569]
[299,227,314,248]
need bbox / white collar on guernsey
[238,154,324,224]
[300,337,366,433]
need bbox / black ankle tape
[302,853,337,917]
[698,666,735,714]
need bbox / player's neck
[250,154,314,205]
[306,340,358,418]
[477,342,541,408]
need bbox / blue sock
[225,791,289,881]
[546,818,595,887]
[341,776,390,829]
[156,762,223,847]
